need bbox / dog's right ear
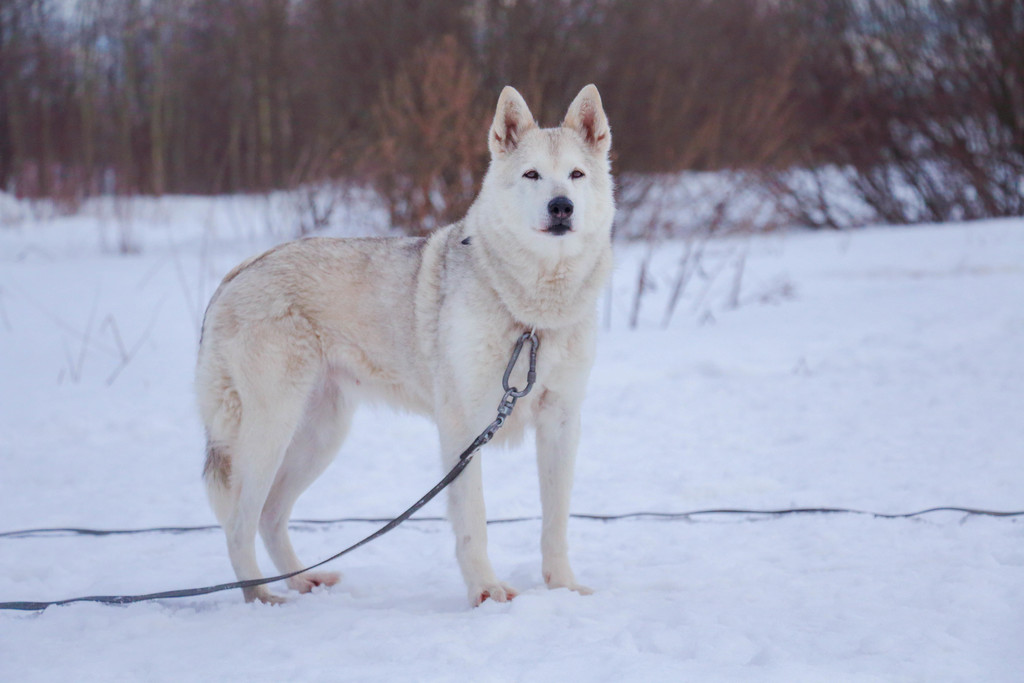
[489,86,535,157]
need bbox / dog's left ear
[565,84,610,155]
[564,84,611,155]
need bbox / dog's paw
[544,570,594,596]
[470,581,518,607]
[287,571,341,594]
[244,586,289,605]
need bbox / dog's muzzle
[545,196,573,236]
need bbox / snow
[1,194,1022,681]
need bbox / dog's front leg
[440,426,517,606]
[536,393,593,595]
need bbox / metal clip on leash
[469,330,539,454]
[0,330,540,612]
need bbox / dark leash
[0,331,540,612]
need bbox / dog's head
[476,85,614,256]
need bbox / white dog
[196,84,614,605]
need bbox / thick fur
[197,85,614,605]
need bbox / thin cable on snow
[1,506,1020,539]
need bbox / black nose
[548,196,574,221]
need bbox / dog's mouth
[544,223,572,236]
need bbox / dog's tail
[203,438,234,525]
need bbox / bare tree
[364,35,489,235]
[1,0,1019,235]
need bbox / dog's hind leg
[260,378,353,594]
[207,340,322,603]
[221,391,320,605]
[216,424,295,604]
[205,429,287,604]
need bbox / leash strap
[0,331,540,612]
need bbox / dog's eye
[522,170,540,180]
[570,169,585,180]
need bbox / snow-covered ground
[1,194,1021,681]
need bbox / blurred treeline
[1,0,1021,231]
